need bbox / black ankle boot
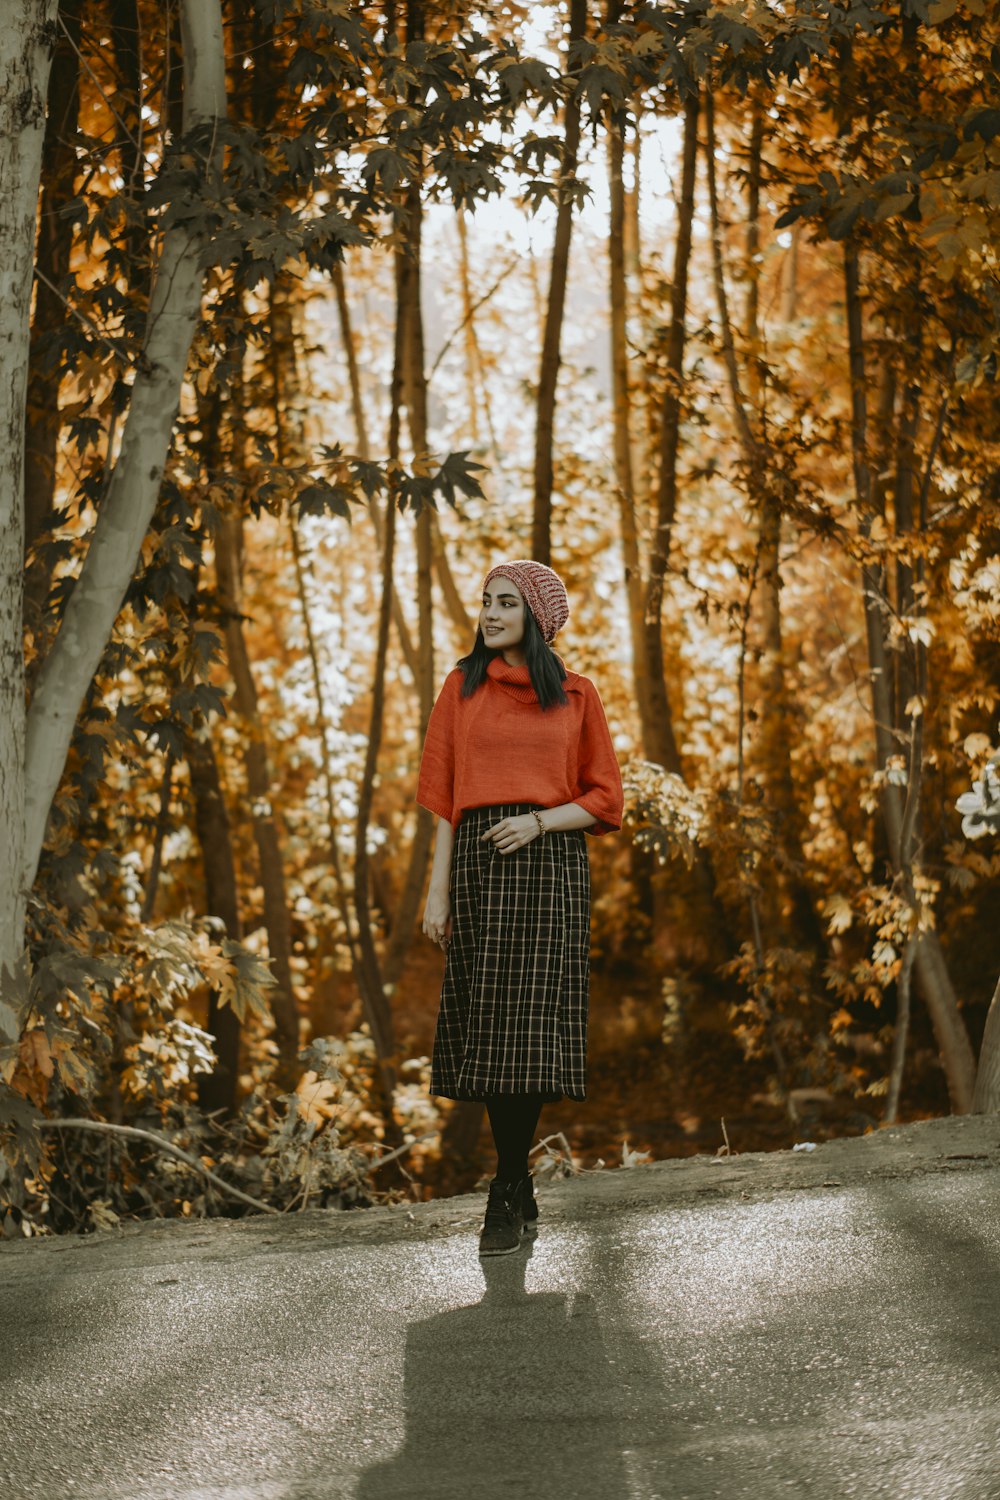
[478,1176,526,1256]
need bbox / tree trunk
[704,90,820,949]
[331,258,419,680]
[972,972,1000,1112]
[641,89,698,777]
[455,207,508,500]
[893,371,920,719]
[109,0,147,288]
[456,208,481,446]
[779,223,800,325]
[214,505,300,1080]
[625,97,653,511]
[24,0,79,578]
[531,0,587,565]
[140,750,174,923]
[186,726,242,1113]
[351,252,408,1105]
[608,109,653,748]
[352,499,399,1092]
[842,244,976,1112]
[0,0,63,1042]
[270,278,376,1051]
[383,167,435,992]
[23,0,227,895]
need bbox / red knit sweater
[416,656,624,837]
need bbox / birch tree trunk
[531,0,586,565]
[23,0,226,896]
[0,0,61,1042]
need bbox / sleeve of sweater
[416,668,460,824]
[573,679,624,837]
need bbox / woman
[416,559,623,1256]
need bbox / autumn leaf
[964,732,993,760]
[20,1030,54,1081]
[295,1070,340,1127]
[824,894,854,934]
[51,1035,93,1096]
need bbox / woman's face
[480,575,526,652]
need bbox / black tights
[486,1093,546,1185]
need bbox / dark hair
[457,602,569,710]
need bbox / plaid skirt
[430,802,591,1102]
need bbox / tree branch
[37,1118,281,1216]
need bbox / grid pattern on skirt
[430,802,591,1102]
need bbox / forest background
[2,0,999,1236]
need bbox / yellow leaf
[295,1070,339,1126]
[87,1198,120,1232]
[905,617,935,647]
[872,939,897,968]
[51,1035,92,1094]
[20,1030,53,1080]
[824,894,853,934]
[964,732,993,759]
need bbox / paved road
[2,1171,999,1500]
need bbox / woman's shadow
[355,1238,633,1500]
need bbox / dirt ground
[3,1112,998,1272]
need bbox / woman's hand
[480,812,542,854]
[422,885,452,952]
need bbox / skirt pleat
[430,802,591,1101]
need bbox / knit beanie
[482,559,569,644]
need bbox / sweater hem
[415,795,454,824]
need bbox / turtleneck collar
[486,654,537,703]
[485,652,577,704]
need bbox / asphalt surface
[2,1156,1000,1499]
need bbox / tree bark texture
[531,0,586,566]
[23,0,227,895]
[0,0,61,1042]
